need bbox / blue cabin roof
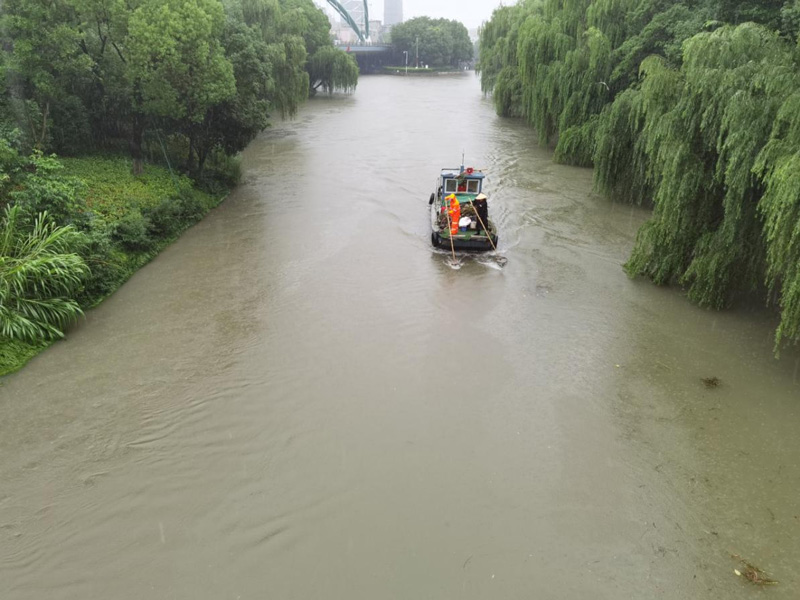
[441,168,485,180]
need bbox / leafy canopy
[479,0,800,348]
[392,17,473,68]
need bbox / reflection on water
[1,74,799,599]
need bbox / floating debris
[732,555,778,586]
[701,376,720,388]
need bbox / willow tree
[516,13,576,143]
[240,0,309,116]
[594,54,683,206]
[477,4,528,117]
[274,0,358,96]
[755,91,800,345]
[552,26,614,166]
[308,46,358,94]
[479,0,718,160]
[625,24,799,326]
[513,0,621,161]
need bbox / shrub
[0,337,48,377]
[7,152,89,228]
[176,189,206,221]
[112,209,152,252]
[60,157,192,219]
[76,222,125,306]
[0,206,88,341]
[198,149,242,193]
[144,197,183,238]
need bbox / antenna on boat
[461,150,465,173]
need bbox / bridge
[322,0,394,71]
[333,42,391,53]
[325,0,370,42]
[334,41,393,73]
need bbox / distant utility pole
[415,35,419,68]
[403,50,408,75]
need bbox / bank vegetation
[0,0,358,375]
[390,17,474,68]
[478,0,800,349]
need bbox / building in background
[369,20,384,41]
[384,0,403,27]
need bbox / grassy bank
[0,155,231,377]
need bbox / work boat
[429,165,498,251]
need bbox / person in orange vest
[447,194,460,236]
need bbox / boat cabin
[430,164,497,251]
[439,167,484,197]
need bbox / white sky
[317,0,513,31]
[388,0,509,29]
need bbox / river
[1,74,799,599]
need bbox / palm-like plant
[0,206,89,341]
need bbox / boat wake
[444,255,464,270]
[437,250,508,270]
[476,253,508,269]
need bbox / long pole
[444,208,457,262]
[415,36,419,68]
[403,50,408,75]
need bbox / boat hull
[431,230,498,251]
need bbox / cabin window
[467,179,480,193]
[444,179,458,193]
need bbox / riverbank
[381,66,470,76]
[0,155,231,377]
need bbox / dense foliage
[479,0,800,348]
[0,205,88,341]
[0,0,358,374]
[0,0,358,171]
[0,145,225,375]
[391,17,473,68]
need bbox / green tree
[781,0,800,41]
[126,0,236,174]
[477,3,527,113]
[191,17,272,175]
[715,0,784,28]
[278,0,332,58]
[479,0,800,346]
[280,0,358,95]
[309,46,359,94]
[391,17,473,68]
[1,0,94,151]
[239,0,310,116]
[1,0,350,171]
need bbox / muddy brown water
[2,75,799,599]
